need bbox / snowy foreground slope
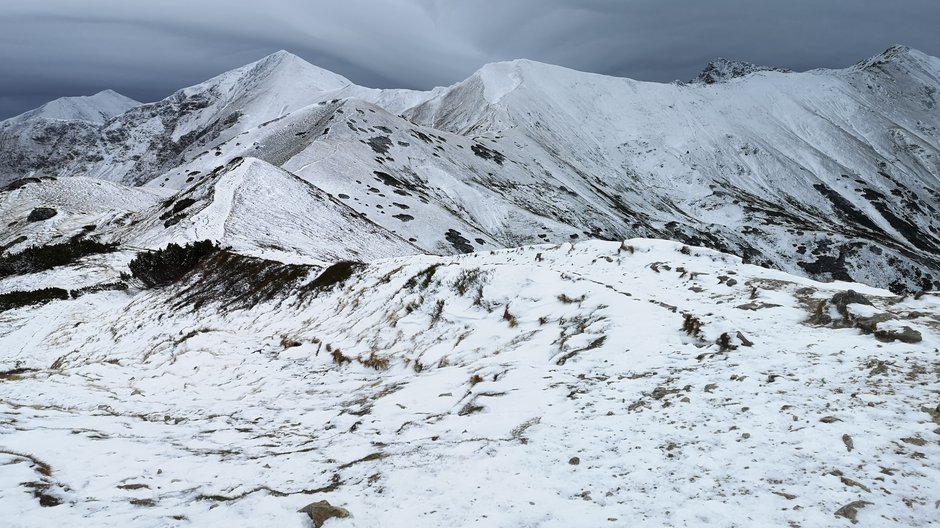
[1,239,938,527]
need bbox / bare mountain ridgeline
[1,46,940,291]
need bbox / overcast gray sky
[2,0,938,119]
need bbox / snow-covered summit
[1,89,140,126]
[853,44,940,82]
[177,50,352,102]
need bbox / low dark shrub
[128,240,219,287]
[0,239,117,278]
[174,252,310,310]
[0,287,70,311]
[308,261,364,292]
[70,281,128,298]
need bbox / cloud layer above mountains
[2,0,938,118]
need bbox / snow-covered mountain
[2,46,939,292]
[1,89,140,126]
[1,46,939,527]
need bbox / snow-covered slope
[1,90,140,126]
[0,239,936,526]
[0,176,168,254]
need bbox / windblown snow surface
[1,240,938,526]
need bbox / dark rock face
[26,208,57,222]
[445,229,474,253]
[692,58,792,84]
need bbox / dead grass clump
[331,349,352,366]
[682,313,703,337]
[431,299,445,324]
[807,299,833,325]
[503,305,519,327]
[404,264,441,290]
[280,336,301,349]
[452,268,486,296]
[716,332,736,352]
[557,293,585,304]
[359,352,390,371]
[0,367,37,381]
[472,287,484,306]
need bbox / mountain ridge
[1,46,939,292]
[0,89,140,126]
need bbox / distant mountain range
[2,45,939,292]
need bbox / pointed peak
[192,50,353,94]
[256,49,304,66]
[90,89,140,104]
[855,44,932,72]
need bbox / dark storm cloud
[2,0,938,119]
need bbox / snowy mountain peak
[174,49,353,107]
[472,60,531,103]
[1,89,140,126]
[232,49,352,92]
[855,44,939,75]
[692,57,791,84]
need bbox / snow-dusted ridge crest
[0,89,141,127]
